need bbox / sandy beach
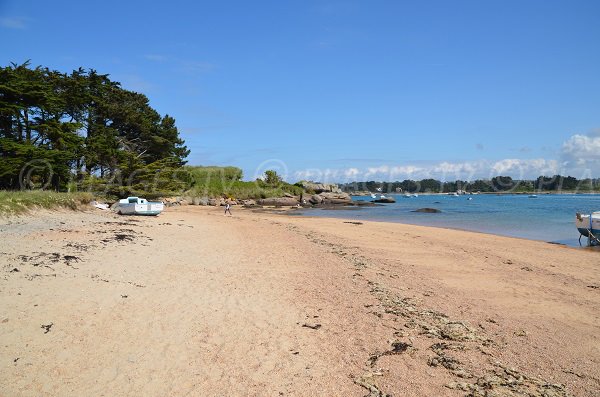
[1,205,599,396]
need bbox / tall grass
[184,166,303,199]
[185,166,243,183]
[186,180,303,200]
[0,191,94,216]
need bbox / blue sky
[1,0,599,182]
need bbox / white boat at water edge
[529,194,538,198]
[113,197,164,216]
[576,212,600,245]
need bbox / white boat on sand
[113,197,164,216]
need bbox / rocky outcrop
[162,196,185,207]
[413,207,441,213]
[191,197,209,206]
[257,197,299,206]
[371,197,396,203]
[318,192,352,204]
[208,197,225,206]
[307,194,323,205]
[298,181,342,194]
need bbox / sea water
[301,194,600,247]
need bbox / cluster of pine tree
[0,62,190,197]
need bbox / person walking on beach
[224,202,232,215]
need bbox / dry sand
[0,205,599,396]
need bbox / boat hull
[577,228,600,237]
[117,203,164,216]
[575,213,600,237]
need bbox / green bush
[185,166,243,185]
[185,167,303,200]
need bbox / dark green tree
[0,62,189,193]
[264,170,282,185]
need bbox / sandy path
[1,206,599,396]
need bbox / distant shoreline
[349,191,600,196]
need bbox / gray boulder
[319,192,352,204]
[371,197,396,203]
[308,194,324,205]
[413,207,441,213]
[208,198,225,206]
[192,197,209,206]
[299,181,342,194]
[257,197,299,206]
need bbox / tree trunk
[16,112,23,142]
[24,109,31,143]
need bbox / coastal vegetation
[0,61,188,193]
[0,191,93,215]
[185,166,303,200]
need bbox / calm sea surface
[298,194,600,247]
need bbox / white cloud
[390,165,425,176]
[291,130,600,182]
[294,168,328,181]
[344,168,359,178]
[561,133,600,167]
[432,161,479,177]
[490,158,559,178]
[364,165,389,178]
[293,159,564,183]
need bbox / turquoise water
[301,194,600,246]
